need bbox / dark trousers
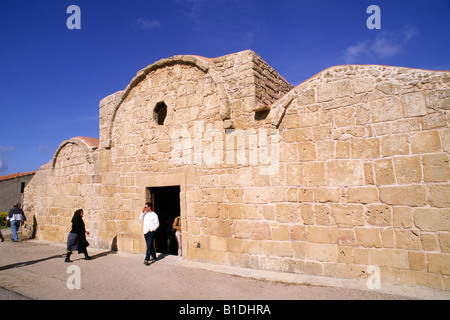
[144,231,156,261]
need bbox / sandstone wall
[219,65,450,290]
[23,51,449,291]
[23,137,99,243]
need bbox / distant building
[0,171,36,212]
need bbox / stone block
[411,131,441,154]
[370,249,409,269]
[243,188,269,204]
[425,89,450,111]
[351,138,380,159]
[396,230,421,250]
[337,229,356,246]
[381,134,409,156]
[393,207,413,228]
[429,185,450,208]
[227,237,243,253]
[326,160,363,186]
[421,112,447,130]
[303,162,325,186]
[355,228,382,248]
[317,82,334,102]
[347,186,378,204]
[234,220,271,240]
[421,233,439,251]
[414,208,450,232]
[290,224,307,241]
[224,188,244,203]
[286,163,303,185]
[334,107,356,127]
[276,242,294,257]
[271,224,290,241]
[363,162,375,185]
[443,129,450,152]
[298,188,313,202]
[381,228,395,248]
[210,236,227,252]
[352,78,375,94]
[305,243,339,262]
[335,141,350,159]
[300,203,314,225]
[298,89,315,105]
[314,204,332,225]
[354,248,369,265]
[401,92,428,117]
[374,159,395,185]
[315,187,340,203]
[335,80,352,98]
[242,204,262,220]
[275,203,301,223]
[297,141,316,160]
[307,226,334,244]
[393,156,422,184]
[379,185,427,206]
[423,153,450,182]
[366,204,392,226]
[427,253,450,275]
[331,204,364,228]
[376,81,401,95]
[439,233,450,253]
[370,97,402,123]
[317,141,334,160]
[409,252,426,271]
[287,188,297,202]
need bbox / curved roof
[51,136,99,168]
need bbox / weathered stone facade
[23,50,450,291]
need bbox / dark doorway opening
[147,186,180,255]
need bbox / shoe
[84,256,92,260]
[64,252,72,263]
[143,260,150,265]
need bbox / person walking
[172,216,182,256]
[138,202,159,265]
[65,209,91,262]
[6,203,26,242]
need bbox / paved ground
[0,228,448,302]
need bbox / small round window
[154,102,167,125]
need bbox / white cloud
[0,158,7,173]
[370,35,401,58]
[37,145,52,155]
[135,18,161,31]
[345,41,369,64]
[0,145,14,173]
[344,24,420,64]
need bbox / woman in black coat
[65,209,91,262]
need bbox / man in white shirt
[138,202,159,265]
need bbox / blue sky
[0,0,449,175]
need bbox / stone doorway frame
[137,172,187,258]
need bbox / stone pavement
[0,230,448,301]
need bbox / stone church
[23,50,450,291]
